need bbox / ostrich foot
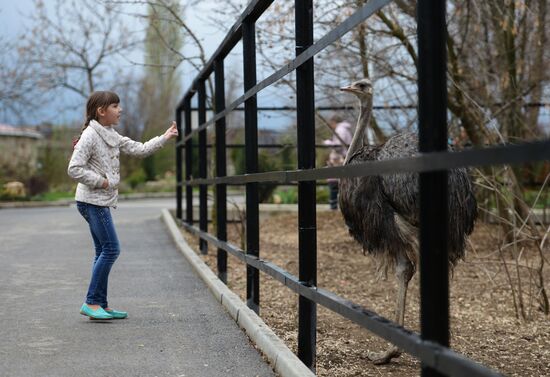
[367,348,401,365]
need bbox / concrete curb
[0,199,73,209]
[0,192,176,209]
[161,209,315,377]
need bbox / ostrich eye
[357,83,366,89]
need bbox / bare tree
[19,0,138,99]
[0,37,44,123]
[107,0,217,104]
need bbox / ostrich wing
[378,132,478,263]
[378,132,420,228]
[340,145,410,256]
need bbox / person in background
[323,114,353,210]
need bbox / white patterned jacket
[68,120,167,207]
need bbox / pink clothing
[323,121,353,166]
[323,121,353,182]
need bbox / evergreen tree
[140,1,183,180]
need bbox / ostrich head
[340,78,373,102]
[340,78,374,165]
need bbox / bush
[126,168,147,189]
[273,187,298,204]
[316,185,330,204]
[142,156,156,181]
[26,176,49,196]
[272,185,330,204]
[258,151,279,203]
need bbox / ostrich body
[338,79,477,364]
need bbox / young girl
[68,91,178,320]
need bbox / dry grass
[181,211,550,377]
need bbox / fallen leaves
[182,211,550,377]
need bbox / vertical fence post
[184,96,193,225]
[243,18,260,314]
[198,80,208,254]
[418,1,449,377]
[295,0,317,371]
[215,59,228,284]
[176,108,183,221]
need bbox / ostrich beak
[340,85,357,93]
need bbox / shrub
[126,168,147,189]
[316,185,330,204]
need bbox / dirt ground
[180,210,550,377]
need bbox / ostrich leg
[368,252,415,365]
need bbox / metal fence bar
[243,18,260,314]
[184,97,193,224]
[215,58,228,284]
[182,144,335,149]
[180,221,503,377]
[183,140,550,185]
[172,1,545,376]
[176,109,183,220]
[295,0,317,370]
[188,182,333,186]
[417,1,449,376]
[186,105,417,111]
[185,102,550,112]
[198,80,208,254]
[176,0,273,112]
[177,0,392,145]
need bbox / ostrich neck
[344,95,372,165]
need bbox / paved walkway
[0,199,275,377]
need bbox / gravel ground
[181,211,550,377]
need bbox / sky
[3,2,546,134]
[0,0,217,125]
[0,0,31,36]
[0,0,295,130]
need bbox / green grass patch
[31,191,74,201]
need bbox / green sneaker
[80,304,113,320]
[104,308,128,319]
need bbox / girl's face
[98,103,122,126]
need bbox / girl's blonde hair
[82,91,120,133]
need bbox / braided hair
[73,91,120,148]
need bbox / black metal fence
[174,0,550,376]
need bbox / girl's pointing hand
[163,121,179,140]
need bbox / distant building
[0,124,44,180]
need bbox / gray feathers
[339,131,477,269]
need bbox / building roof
[0,124,43,139]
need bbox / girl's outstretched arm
[119,121,177,157]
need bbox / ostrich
[338,79,477,365]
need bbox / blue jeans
[76,201,120,308]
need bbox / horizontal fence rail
[174,0,545,375]
[186,103,549,112]
[183,140,550,186]
[181,144,337,148]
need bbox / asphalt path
[0,199,275,377]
